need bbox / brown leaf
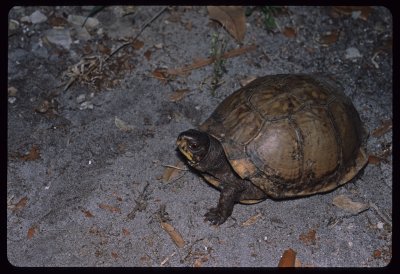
[98,203,121,214]
[169,89,190,102]
[371,120,392,137]
[11,196,28,212]
[193,255,209,267]
[299,229,317,245]
[27,225,37,240]
[278,248,297,267]
[207,6,246,42]
[185,21,192,31]
[241,213,262,226]
[161,221,185,248]
[368,155,385,165]
[20,145,40,161]
[132,39,144,50]
[318,30,340,47]
[81,209,94,218]
[282,27,297,38]
[161,161,186,183]
[111,251,119,259]
[122,228,130,236]
[373,249,382,258]
[152,68,169,83]
[332,194,369,214]
[144,49,152,61]
[98,44,111,55]
[332,6,372,21]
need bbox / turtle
[176,74,367,225]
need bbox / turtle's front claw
[204,207,228,225]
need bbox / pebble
[9,19,20,31]
[79,101,94,110]
[377,222,384,229]
[67,15,99,31]
[30,10,47,24]
[345,47,362,59]
[45,28,72,50]
[76,94,86,104]
[8,97,17,104]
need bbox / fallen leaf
[332,194,369,214]
[207,6,246,42]
[35,99,51,113]
[332,6,372,21]
[368,155,385,165]
[371,120,392,137]
[161,221,185,248]
[132,39,144,50]
[161,161,186,183]
[144,49,152,61]
[193,255,209,267]
[122,228,130,236]
[282,27,296,38]
[152,68,170,83]
[167,44,256,76]
[115,116,135,132]
[20,145,40,161]
[8,86,18,96]
[111,251,119,259]
[169,89,190,102]
[98,203,121,214]
[299,229,317,245]
[27,225,37,240]
[318,30,340,47]
[373,249,382,258]
[98,44,111,55]
[278,248,297,267]
[241,213,262,226]
[10,196,28,212]
[295,258,302,267]
[185,21,192,31]
[81,209,94,218]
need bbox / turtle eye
[189,142,199,151]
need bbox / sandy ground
[7,6,392,267]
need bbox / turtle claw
[204,208,228,226]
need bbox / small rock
[8,87,18,97]
[79,101,94,110]
[21,16,31,24]
[30,10,48,24]
[67,15,99,31]
[45,28,72,50]
[9,19,20,31]
[8,97,17,104]
[76,94,86,104]
[351,11,362,20]
[345,47,362,59]
[377,222,384,229]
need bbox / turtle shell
[199,74,367,198]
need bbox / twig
[127,182,151,220]
[162,164,189,171]
[167,44,257,76]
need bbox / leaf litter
[207,6,246,42]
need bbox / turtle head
[177,129,210,167]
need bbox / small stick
[162,164,189,171]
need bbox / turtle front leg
[204,184,241,225]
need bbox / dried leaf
[132,39,144,50]
[122,228,130,236]
[318,30,340,47]
[295,258,302,267]
[81,209,94,218]
[373,249,382,258]
[299,229,317,245]
[169,89,190,102]
[35,99,51,113]
[144,49,152,61]
[27,225,37,240]
[152,68,170,83]
[282,27,296,38]
[115,116,135,132]
[98,44,111,55]
[207,6,246,42]
[185,21,192,31]
[332,194,369,214]
[278,248,297,267]
[161,221,185,248]
[371,120,392,137]
[242,213,262,226]
[20,145,40,161]
[161,161,186,183]
[98,203,121,214]
[194,255,209,267]
[11,196,28,212]
[111,251,119,259]
[332,6,372,21]
[368,155,385,165]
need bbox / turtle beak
[176,136,194,162]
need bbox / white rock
[345,47,362,59]
[21,16,31,23]
[8,97,17,104]
[30,10,47,24]
[45,29,72,50]
[377,222,384,229]
[9,19,20,31]
[76,94,86,104]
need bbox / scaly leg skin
[204,185,241,225]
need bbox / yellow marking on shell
[230,158,256,179]
[177,139,193,161]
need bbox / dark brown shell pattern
[199,74,367,198]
